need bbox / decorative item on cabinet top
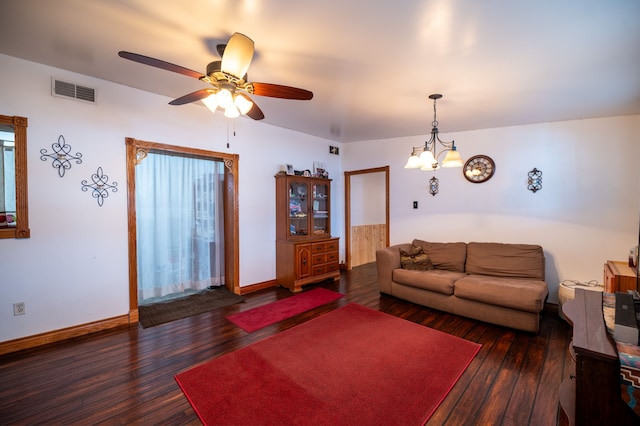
[313,161,329,178]
[276,167,329,179]
[285,164,294,175]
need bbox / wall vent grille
[52,79,96,103]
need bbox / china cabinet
[275,174,339,291]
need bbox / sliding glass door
[135,151,225,301]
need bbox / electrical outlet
[13,302,25,316]
[413,201,418,209]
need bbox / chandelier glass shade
[404,94,463,171]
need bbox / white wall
[0,54,343,342]
[350,172,386,226]
[1,52,638,343]
[343,115,640,304]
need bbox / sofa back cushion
[465,242,545,280]
[412,239,467,272]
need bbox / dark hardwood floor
[0,263,572,425]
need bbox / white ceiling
[1,0,639,142]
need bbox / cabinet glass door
[312,182,329,236]
[289,180,308,237]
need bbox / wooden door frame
[344,166,390,270]
[125,137,240,324]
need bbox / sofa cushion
[465,242,545,280]
[412,240,467,272]
[392,269,466,295]
[399,245,434,271]
[453,274,548,313]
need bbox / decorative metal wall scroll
[81,167,118,206]
[40,135,83,177]
[428,176,439,196]
[527,168,542,193]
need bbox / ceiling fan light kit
[215,83,235,108]
[118,32,312,121]
[404,94,463,171]
[233,94,254,114]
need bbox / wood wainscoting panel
[351,224,387,267]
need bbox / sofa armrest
[376,243,411,294]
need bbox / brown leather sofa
[376,240,549,332]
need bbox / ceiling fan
[118,33,313,120]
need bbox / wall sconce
[40,135,83,178]
[528,168,542,193]
[429,176,439,196]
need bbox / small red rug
[226,287,343,332]
[176,303,481,425]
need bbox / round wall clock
[463,155,495,183]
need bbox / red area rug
[226,287,343,332]
[176,303,481,425]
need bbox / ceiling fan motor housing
[206,60,222,76]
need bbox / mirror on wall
[0,114,29,239]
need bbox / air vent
[52,79,96,103]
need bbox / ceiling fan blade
[221,33,254,79]
[118,51,204,79]
[169,89,212,105]
[236,93,264,120]
[251,83,313,100]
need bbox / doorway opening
[125,138,240,323]
[344,166,390,270]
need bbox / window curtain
[136,151,225,301]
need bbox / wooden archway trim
[125,137,240,323]
[344,166,390,270]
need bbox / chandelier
[404,94,463,171]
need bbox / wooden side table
[604,260,637,293]
[557,281,602,322]
[559,289,637,425]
